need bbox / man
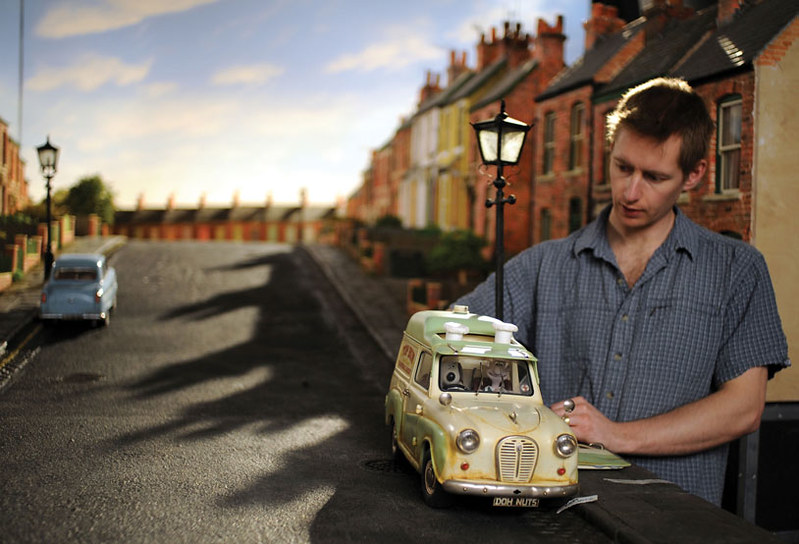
[456,77,789,505]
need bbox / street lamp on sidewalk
[37,136,59,280]
[472,100,530,321]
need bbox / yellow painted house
[435,55,508,232]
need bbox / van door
[400,350,433,461]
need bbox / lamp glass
[477,128,499,163]
[473,114,530,166]
[37,138,59,173]
[500,129,527,163]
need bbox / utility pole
[18,0,25,144]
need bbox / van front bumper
[442,480,578,498]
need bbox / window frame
[568,102,585,171]
[539,208,552,242]
[716,95,743,194]
[568,197,582,234]
[414,351,433,391]
[542,111,556,175]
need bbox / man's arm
[552,366,768,455]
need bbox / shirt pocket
[637,297,723,400]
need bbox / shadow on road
[104,246,590,542]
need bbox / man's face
[608,127,703,234]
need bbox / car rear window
[54,268,97,281]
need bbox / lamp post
[37,136,59,280]
[472,100,530,321]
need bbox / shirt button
[621,314,629,322]
[617,278,624,286]
[606,391,615,399]
[613,353,622,361]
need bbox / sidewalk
[303,243,409,361]
[0,236,127,355]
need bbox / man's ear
[683,159,707,191]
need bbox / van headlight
[456,429,480,453]
[555,434,577,457]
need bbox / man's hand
[550,366,768,456]
[551,396,624,451]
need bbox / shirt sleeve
[715,249,790,385]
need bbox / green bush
[12,270,24,282]
[374,214,403,229]
[426,229,488,276]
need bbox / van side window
[414,352,433,391]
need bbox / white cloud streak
[36,0,222,39]
[211,64,285,86]
[324,25,444,74]
[26,53,151,92]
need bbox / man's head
[606,77,714,177]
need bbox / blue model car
[39,253,118,326]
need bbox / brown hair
[606,77,714,176]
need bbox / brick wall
[683,73,756,240]
[534,85,594,243]
[755,16,799,67]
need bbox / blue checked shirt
[457,206,790,505]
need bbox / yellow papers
[578,444,631,470]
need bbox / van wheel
[421,450,452,508]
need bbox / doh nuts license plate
[492,497,539,508]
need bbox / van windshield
[438,355,534,396]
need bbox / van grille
[497,437,538,482]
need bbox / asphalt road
[0,241,610,543]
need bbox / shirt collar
[573,205,697,261]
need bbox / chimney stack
[717,0,742,25]
[418,70,442,105]
[584,3,626,50]
[447,50,469,85]
[534,16,566,72]
[477,21,530,70]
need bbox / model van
[385,306,578,507]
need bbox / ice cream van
[385,306,579,507]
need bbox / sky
[0,0,590,210]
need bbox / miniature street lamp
[37,136,60,280]
[472,100,530,321]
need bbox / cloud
[324,24,444,74]
[26,53,151,92]
[211,64,285,86]
[143,81,179,98]
[35,0,221,39]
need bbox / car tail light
[41,292,47,303]
[95,288,103,303]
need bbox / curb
[301,245,396,362]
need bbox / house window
[569,103,585,171]
[543,111,556,175]
[717,96,742,192]
[568,197,582,233]
[540,208,552,242]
